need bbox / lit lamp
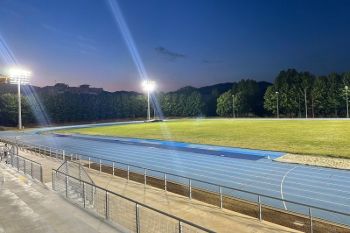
[8,67,31,129]
[142,80,156,121]
[275,91,279,118]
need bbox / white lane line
[21,137,350,195]
[35,139,350,198]
[61,143,350,192]
[22,140,350,200]
[24,135,350,178]
[58,138,350,180]
[281,165,299,210]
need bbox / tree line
[216,69,350,118]
[0,69,349,126]
[263,69,350,118]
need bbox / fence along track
[52,169,214,233]
[0,143,43,182]
[2,137,350,232]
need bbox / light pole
[232,94,236,118]
[142,80,156,121]
[8,68,31,130]
[345,85,349,118]
[275,91,279,118]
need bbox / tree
[159,87,204,117]
[264,86,278,115]
[264,69,301,117]
[216,91,233,117]
[326,73,342,117]
[232,79,267,116]
[298,72,314,118]
[311,76,328,117]
[0,94,18,126]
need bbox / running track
[1,122,349,227]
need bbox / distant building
[41,83,104,95]
[0,74,9,84]
[0,79,104,95]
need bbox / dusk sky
[1,0,350,92]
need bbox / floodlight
[7,67,32,129]
[142,80,156,92]
[141,80,156,121]
[8,67,31,84]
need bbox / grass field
[58,119,350,158]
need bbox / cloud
[77,41,97,52]
[155,46,186,61]
[202,59,223,64]
[0,7,21,17]
[41,23,61,33]
[77,36,97,54]
[77,35,95,44]
[41,24,98,54]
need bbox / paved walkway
[0,164,122,233]
[18,150,299,233]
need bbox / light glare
[142,80,156,92]
[7,67,31,84]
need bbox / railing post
[189,179,192,199]
[49,147,52,157]
[88,157,91,169]
[144,169,147,187]
[164,173,167,191]
[105,191,109,220]
[52,170,55,190]
[40,166,43,183]
[83,182,86,208]
[65,175,68,198]
[219,186,223,209]
[24,159,26,175]
[99,159,102,173]
[127,165,130,181]
[31,162,33,178]
[309,208,313,233]
[136,204,140,233]
[258,195,262,221]
[63,150,65,161]
[178,221,183,233]
[112,162,115,176]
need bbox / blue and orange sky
[1,0,350,91]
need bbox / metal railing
[52,169,214,233]
[2,148,43,182]
[2,137,350,232]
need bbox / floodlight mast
[142,80,156,121]
[346,85,349,118]
[8,68,31,130]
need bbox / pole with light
[345,85,349,118]
[142,80,156,121]
[232,94,236,118]
[275,91,279,118]
[8,68,31,129]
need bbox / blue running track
[1,122,349,227]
